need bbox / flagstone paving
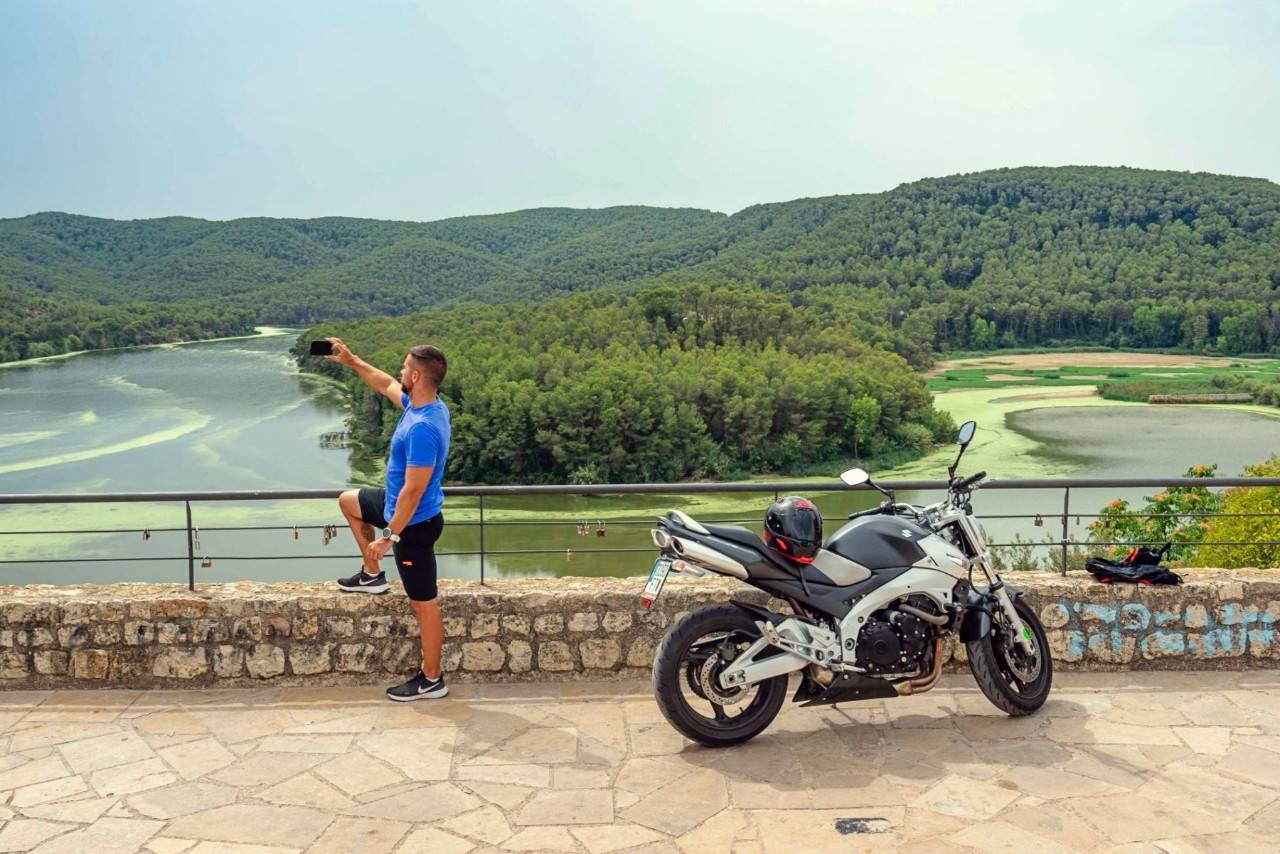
[1,671,1279,852]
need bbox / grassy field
[927,352,1280,393]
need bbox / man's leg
[409,598,444,678]
[338,489,378,575]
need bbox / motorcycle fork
[975,555,1035,654]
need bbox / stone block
[265,617,290,639]
[155,599,210,619]
[293,614,320,639]
[1039,603,1070,629]
[568,612,599,633]
[602,612,632,633]
[92,624,123,646]
[125,622,156,645]
[509,640,533,673]
[381,640,417,674]
[626,638,657,668]
[193,620,231,644]
[0,650,30,679]
[538,641,575,671]
[153,648,210,680]
[1046,630,1084,663]
[462,642,505,671]
[156,622,188,645]
[1142,631,1187,659]
[326,616,354,638]
[58,625,90,648]
[470,615,499,638]
[71,649,109,680]
[336,643,379,673]
[637,610,668,630]
[441,641,462,672]
[289,644,333,676]
[28,627,54,647]
[502,615,530,636]
[246,644,286,679]
[232,618,263,642]
[580,638,620,669]
[534,615,564,636]
[212,645,245,678]
[443,617,468,638]
[361,616,395,638]
[33,650,69,675]
[1185,605,1209,629]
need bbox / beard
[401,376,414,394]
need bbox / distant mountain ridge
[4,165,1280,353]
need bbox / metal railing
[3,476,1280,588]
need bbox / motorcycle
[642,420,1051,747]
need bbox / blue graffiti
[1054,597,1275,659]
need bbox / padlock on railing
[1033,514,1044,527]
[200,556,212,569]
[192,528,201,550]
[142,528,150,541]
[291,526,299,540]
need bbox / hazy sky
[2,0,1277,222]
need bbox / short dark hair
[408,345,447,388]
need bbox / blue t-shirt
[384,394,450,526]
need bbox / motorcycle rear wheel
[652,604,789,748]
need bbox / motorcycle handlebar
[954,471,986,491]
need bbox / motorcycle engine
[855,595,938,675]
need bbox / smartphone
[308,340,334,356]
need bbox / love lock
[1033,514,1044,527]
[200,556,212,569]
[142,528,150,541]
[596,520,607,537]
[192,528,201,550]
[291,526,299,540]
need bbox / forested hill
[5,166,1280,355]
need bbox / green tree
[1194,456,1280,568]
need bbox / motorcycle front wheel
[966,596,1053,715]
[652,603,789,748]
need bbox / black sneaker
[336,568,388,594]
[386,671,448,702]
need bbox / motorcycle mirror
[840,468,870,487]
[957,421,976,446]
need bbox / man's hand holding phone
[315,337,355,366]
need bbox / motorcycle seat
[703,523,767,551]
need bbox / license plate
[640,557,673,609]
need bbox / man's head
[401,345,447,395]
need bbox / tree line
[0,292,253,363]
[299,286,954,484]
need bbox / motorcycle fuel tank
[824,515,931,570]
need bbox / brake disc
[698,657,748,706]
[1001,632,1040,683]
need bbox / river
[3,335,1279,584]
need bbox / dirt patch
[990,389,1100,403]
[984,374,1034,382]
[931,352,1273,376]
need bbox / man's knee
[338,490,361,519]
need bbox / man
[327,338,452,702]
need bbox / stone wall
[1,570,1278,689]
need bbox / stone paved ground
[1,672,1279,854]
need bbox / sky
[2,0,1277,222]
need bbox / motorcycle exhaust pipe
[895,637,944,696]
[668,536,749,580]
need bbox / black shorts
[357,488,443,602]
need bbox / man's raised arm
[325,337,404,409]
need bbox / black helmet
[763,496,822,564]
